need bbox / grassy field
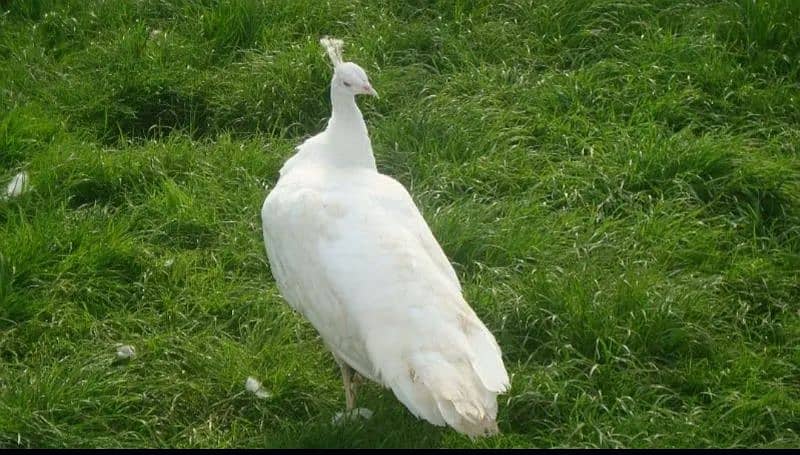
[1,0,799,448]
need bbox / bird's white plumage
[261,37,509,437]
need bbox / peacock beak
[363,84,379,98]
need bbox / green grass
[1,0,799,448]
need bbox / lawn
[1,0,799,448]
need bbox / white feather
[245,376,262,393]
[261,37,509,437]
[245,376,272,399]
[115,344,136,360]
[4,171,29,199]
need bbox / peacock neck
[325,85,376,170]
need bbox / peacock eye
[343,81,351,87]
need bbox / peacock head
[320,37,378,98]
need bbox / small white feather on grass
[4,171,29,199]
[245,376,272,399]
[116,345,136,360]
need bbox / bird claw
[331,407,373,426]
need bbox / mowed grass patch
[1,0,799,448]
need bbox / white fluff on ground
[4,171,29,199]
[245,376,271,399]
[116,345,136,360]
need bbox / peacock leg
[335,357,356,411]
